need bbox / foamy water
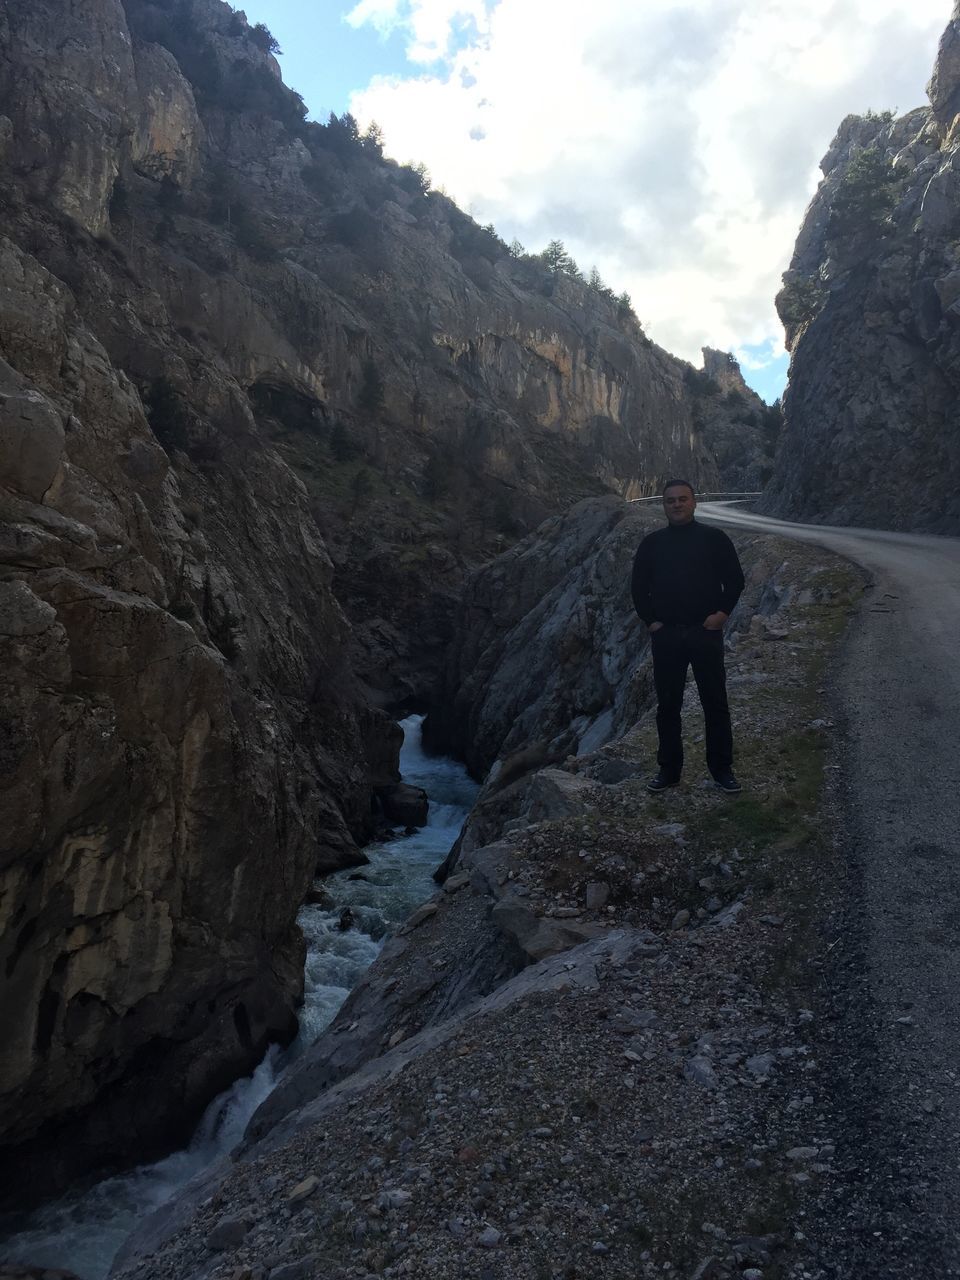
[0,716,476,1279]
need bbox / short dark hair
[662,478,695,497]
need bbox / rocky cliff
[110,526,863,1280]
[1,0,774,697]
[0,0,769,1203]
[423,497,652,781]
[0,201,401,1202]
[0,0,402,1205]
[696,349,780,493]
[764,7,960,532]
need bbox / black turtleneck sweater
[630,520,744,626]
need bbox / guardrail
[628,492,762,503]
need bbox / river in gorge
[0,716,478,1280]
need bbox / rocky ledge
[109,530,870,1280]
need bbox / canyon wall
[0,0,769,1200]
[765,6,960,532]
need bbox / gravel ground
[698,507,960,1280]
[106,536,874,1280]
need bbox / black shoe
[647,771,680,793]
[712,770,742,794]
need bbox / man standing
[630,480,745,794]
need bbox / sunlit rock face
[132,41,204,184]
[0,0,767,1202]
[765,3,960,533]
[0,0,136,234]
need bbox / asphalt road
[699,502,960,1277]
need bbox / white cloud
[347,0,949,365]
[344,0,398,31]
[346,0,490,62]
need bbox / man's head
[662,478,696,526]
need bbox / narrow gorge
[0,0,773,1217]
[4,0,960,1277]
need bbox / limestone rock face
[0,0,136,233]
[132,41,204,183]
[0,0,767,709]
[695,349,778,492]
[928,2,960,129]
[0,238,387,1202]
[765,8,960,533]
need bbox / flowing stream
[0,716,477,1280]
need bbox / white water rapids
[0,716,477,1280]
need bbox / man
[630,479,745,794]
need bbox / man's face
[662,485,696,525]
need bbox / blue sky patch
[246,1,409,119]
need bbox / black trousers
[650,624,733,778]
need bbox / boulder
[0,375,64,500]
[491,899,607,963]
[379,782,429,827]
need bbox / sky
[243,1,950,403]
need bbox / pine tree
[410,161,431,193]
[541,239,572,275]
[361,121,384,156]
[250,22,281,54]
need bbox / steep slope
[110,528,863,1280]
[1,0,771,696]
[423,497,652,780]
[764,7,960,532]
[0,0,400,1206]
[0,0,768,1204]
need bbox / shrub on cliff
[683,366,719,397]
[541,239,575,276]
[219,62,307,129]
[450,218,507,264]
[761,400,783,444]
[322,113,364,160]
[777,277,827,328]
[301,159,336,199]
[250,21,281,54]
[326,207,382,252]
[826,146,899,245]
[126,2,223,100]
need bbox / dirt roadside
[700,505,960,1280]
